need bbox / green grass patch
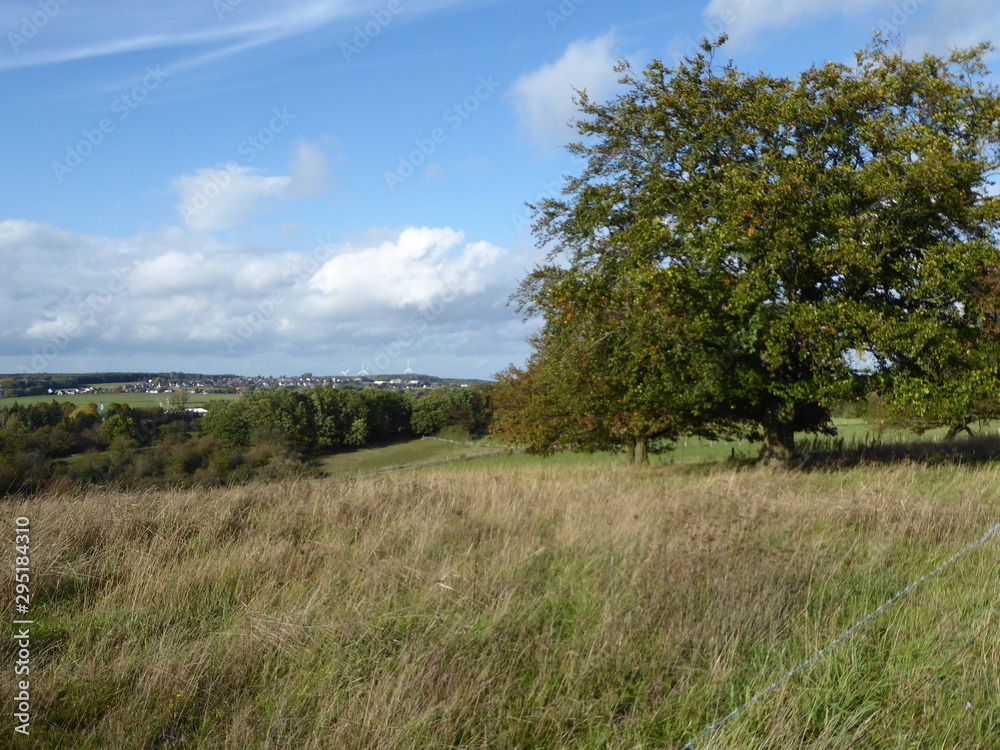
[314,437,502,477]
[428,419,1000,473]
[0,392,241,408]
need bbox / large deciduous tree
[496,35,1000,465]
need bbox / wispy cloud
[172,140,336,232]
[507,33,623,154]
[172,166,292,233]
[286,141,336,198]
[0,0,477,73]
[700,0,880,46]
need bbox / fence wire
[681,521,1000,749]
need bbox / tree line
[0,385,492,496]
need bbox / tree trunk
[625,436,649,466]
[759,403,796,466]
[635,435,649,466]
[944,423,973,442]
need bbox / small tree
[100,413,136,445]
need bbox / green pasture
[314,437,503,477]
[0,391,241,408]
[315,418,999,477]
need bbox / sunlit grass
[1,462,997,748]
[0,392,241,408]
[336,419,1000,475]
[313,437,503,477]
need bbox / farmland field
[0,391,242,408]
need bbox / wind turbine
[340,368,350,377]
[357,361,369,377]
[403,360,414,375]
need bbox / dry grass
[1,462,998,748]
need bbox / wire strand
[680,521,1000,749]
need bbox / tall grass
[1,462,998,748]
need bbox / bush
[410,388,473,436]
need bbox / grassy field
[2,461,997,748]
[661,419,981,465]
[312,419,987,477]
[0,391,241,408]
[314,438,505,477]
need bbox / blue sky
[1,0,997,379]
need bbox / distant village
[0,370,491,402]
[50,373,481,397]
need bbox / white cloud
[902,0,1000,56]
[173,166,291,232]
[24,315,90,340]
[701,0,880,45]
[507,33,622,153]
[129,250,221,296]
[307,227,503,316]
[692,0,1000,72]
[697,0,999,52]
[172,140,335,232]
[0,220,526,378]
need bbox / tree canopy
[493,35,1000,465]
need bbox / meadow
[315,437,507,478]
[314,417,988,478]
[0,391,240,409]
[1,458,997,748]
